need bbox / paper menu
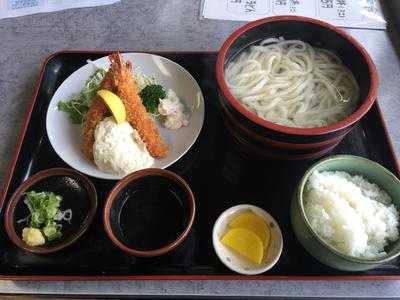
[201,0,386,30]
[0,0,120,19]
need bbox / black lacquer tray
[1,51,399,280]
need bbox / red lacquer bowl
[216,16,378,160]
[103,168,195,257]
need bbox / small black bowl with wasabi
[4,168,97,254]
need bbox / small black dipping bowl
[103,168,195,257]
[4,168,97,254]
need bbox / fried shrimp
[107,53,169,159]
[82,72,113,160]
[82,53,169,160]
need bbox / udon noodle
[224,38,359,128]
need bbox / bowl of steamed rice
[290,155,400,271]
[216,16,378,160]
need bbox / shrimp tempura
[82,72,113,160]
[82,53,169,160]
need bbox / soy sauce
[115,176,187,251]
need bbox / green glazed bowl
[290,155,400,271]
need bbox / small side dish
[20,191,72,247]
[4,168,97,254]
[221,210,271,264]
[213,205,283,275]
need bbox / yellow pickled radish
[221,227,264,264]
[229,211,270,250]
[97,89,126,124]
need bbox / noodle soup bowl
[216,16,378,160]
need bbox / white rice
[304,170,399,258]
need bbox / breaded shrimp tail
[108,53,169,158]
[82,53,169,161]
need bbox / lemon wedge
[221,227,264,264]
[97,89,126,124]
[229,211,270,250]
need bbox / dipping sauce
[111,176,187,251]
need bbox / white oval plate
[46,53,205,180]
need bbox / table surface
[1,0,400,298]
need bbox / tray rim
[1,49,400,281]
